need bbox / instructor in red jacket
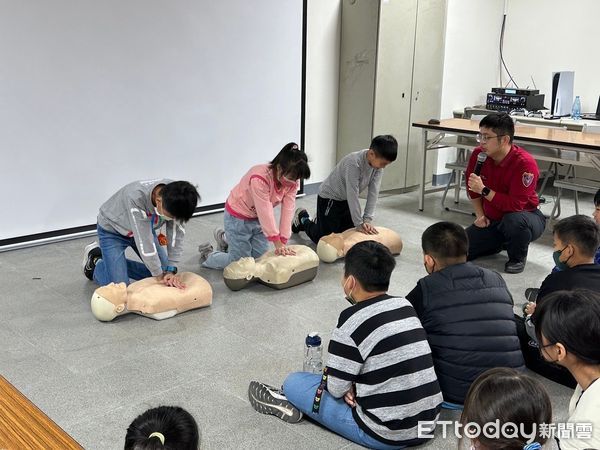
[465,112,546,274]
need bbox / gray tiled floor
[0,188,584,449]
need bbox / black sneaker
[505,260,526,274]
[248,381,303,423]
[82,242,102,280]
[525,288,539,302]
[292,208,309,234]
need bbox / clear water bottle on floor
[303,332,323,374]
[571,96,581,120]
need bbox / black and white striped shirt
[326,294,442,446]
[318,149,383,227]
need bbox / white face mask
[154,206,173,221]
[343,276,356,305]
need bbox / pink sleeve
[249,175,280,242]
[278,182,298,243]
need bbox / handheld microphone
[474,152,487,176]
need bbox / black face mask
[538,343,561,366]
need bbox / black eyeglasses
[538,342,555,356]
[476,133,508,143]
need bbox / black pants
[304,196,355,244]
[466,209,546,262]
[514,314,576,388]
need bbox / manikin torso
[91,272,212,321]
[223,244,319,290]
[316,226,403,262]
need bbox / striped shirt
[318,149,383,227]
[326,294,443,446]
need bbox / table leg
[419,128,427,211]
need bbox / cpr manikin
[91,272,212,321]
[317,226,403,263]
[223,245,319,291]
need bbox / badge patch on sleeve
[522,172,534,187]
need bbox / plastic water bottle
[571,96,581,120]
[303,332,323,374]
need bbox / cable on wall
[499,13,518,88]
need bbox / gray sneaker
[248,381,303,423]
[214,227,228,252]
[198,242,214,264]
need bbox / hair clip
[149,432,165,445]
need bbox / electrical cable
[499,14,518,88]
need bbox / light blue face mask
[552,246,571,271]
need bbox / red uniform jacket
[466,145,540,222]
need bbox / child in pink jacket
[200,143,310,269]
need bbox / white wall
[436,0,504,174]
[1,0,303,241]
[435,0,600,176]
[503,0,600,113]
[304,0,341,183]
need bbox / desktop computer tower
[551,71,574,117]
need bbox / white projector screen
[0,0,303,243]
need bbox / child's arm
[343,162,364,227]
[249,175,282,243]
[165,220,185,269]
[278,182,299,244]
[127,203,163,277]
[326,326,363,398]
[363,169,383,223]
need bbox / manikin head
[91,283,128,321]
[317,234,345,263]
[223,245,319,291]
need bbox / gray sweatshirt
[318,149,383,227]
[97,179,185,277]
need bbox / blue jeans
[441,401,463,410]
[93,225,168,286]
[203,210,269,269]
[283,372,406,450]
